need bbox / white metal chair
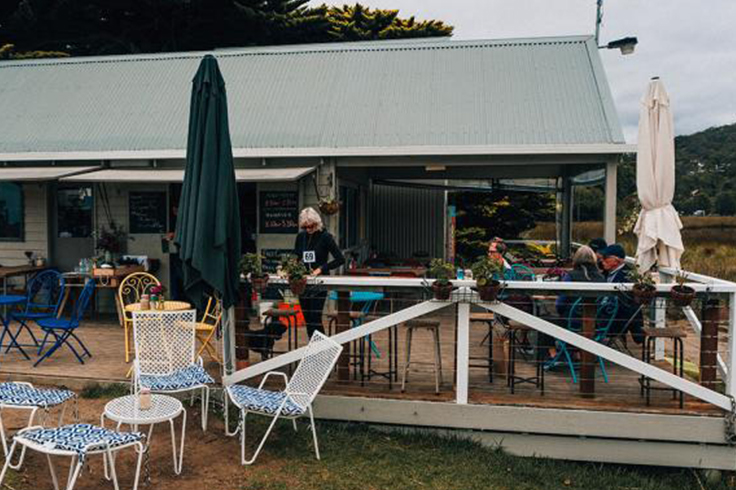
[132,310,214,431]
[0,423,145,490]
[0,381,76,469]
[225,331,343,465]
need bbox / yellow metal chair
[117,272,160,363]
[196,296,222,363]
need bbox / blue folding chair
[34,279,95,367]
[6,270,65,354]
[547,296,619,383]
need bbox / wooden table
[125,301,192,312]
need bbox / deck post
[654,271,669,360]
[560,176,573,258]
[700,299,720,390]
[456,299,470,404]
[727,293,736,398]
[580,301,596,397]
[336,290,351,381]
[603,160,617,245]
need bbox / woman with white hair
[294,207,345,337]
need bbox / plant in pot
[428,258,456,300]
[670,271,696,307]
[629,268,657,305]
[239,253,269,293]
[471,256,504,302]
[318,197,340,216]
[281,255,309,296]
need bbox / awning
[61,166,315,183]
[0,166,99,181]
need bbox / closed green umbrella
[176,55,241,371]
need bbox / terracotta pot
[289,277,308,296]
[319,201,340,215]
[670,285,696,307]
[250,275,269,294]
[476,280,502,302]
[432,281,454,300]
[632,284,657,305]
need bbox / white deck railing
[224,273,736,412]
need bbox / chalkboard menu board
[261,248,293,273]
[129,191,167,234]
[259,191,298,234]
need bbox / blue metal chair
[547,296,619,383]
[34,279,95,367]
[7,270,65,353]
[507,264,536,281]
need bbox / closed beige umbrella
[634,78,684,271]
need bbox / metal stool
[507,323,544,395]
[327,311,371,384]
[365,317,398,389]
[640,326,687,408]
[401,320,443,394]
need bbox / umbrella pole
[222,306,237,378]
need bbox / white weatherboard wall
[0,183,49,268]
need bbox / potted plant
[629,268,657,305]
[318,197,340,216]
[239,253,269,293]
[93,221,132,264]
[471,256,504,302]
[428,258,456,300]
[670,271,696,307]
[280,255,309,296]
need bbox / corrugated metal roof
[0,35,625,159]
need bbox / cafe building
[0,35,631,289]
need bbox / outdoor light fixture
[595,0,638,55]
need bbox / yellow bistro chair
[118,272,160,363]
[196,296,223,364]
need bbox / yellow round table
[125,300,192,312]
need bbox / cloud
[310,0,736,142]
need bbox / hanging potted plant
[281,255,309,296]
[239,253,269,293]
[428,258,456,300]
[471,256,504,302]
[670,271,696,307]
[629,268,657,305]
[318,197,341,216]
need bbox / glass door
[53,185,95,272]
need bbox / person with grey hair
[293,207,345,337]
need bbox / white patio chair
[132,310,214,431]
[0,423,145,490]
[0,381,76,469]
[225,331,343,465]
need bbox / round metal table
[0,294,30,359]
[101,394,186,475]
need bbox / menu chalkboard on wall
[259,191,298,234]
[261,248,293,273]
[129,191,167,234]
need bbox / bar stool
[470,312,494,383]
[507,322,544,395]
[640,326,687,408]
[401,319,443,394]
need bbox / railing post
[336,290,351,381]
[580,301,596,397]
[700,298,721,390]
[727,293,736,398]
[456,299,470,404]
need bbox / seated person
[588,238,608,270]
[542,246,604,360]
[600,244,644,345]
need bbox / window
[0,182,24,241]
[57,186,93,238]
[339,186,359,249]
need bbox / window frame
[0,182,25,242]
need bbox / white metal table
[101,394,186,475]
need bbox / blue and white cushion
[139,364,214,391]
[0,383,75,408]
[20,424,143,462]
[228,385,305,416]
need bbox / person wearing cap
[600,244,644,344]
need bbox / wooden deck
[0,308,722,417]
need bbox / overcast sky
[312,0,736,142]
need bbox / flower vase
[104,250,113,265]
